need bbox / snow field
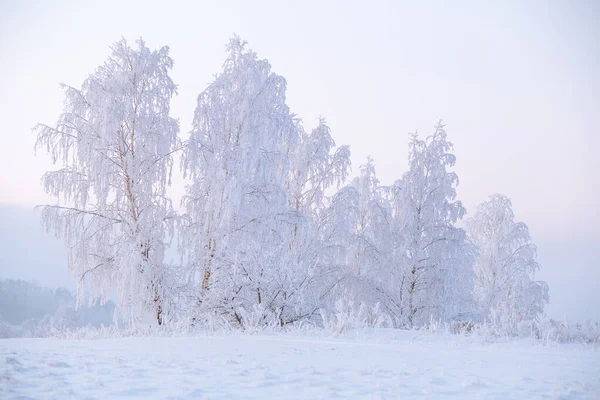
[1,329,598,399]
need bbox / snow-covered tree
[349,158,393,279]
[391,122,474,327]
[466,194,549,332]
[283,118,354,321]
[181,37,303,327]
[34,38,180,325]
[340,158,398,325]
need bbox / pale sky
[0,0,598,322]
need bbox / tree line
[34,37,548,333]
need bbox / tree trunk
[154,289,163,326]
[202,238,216,290]
[408,266,417,327]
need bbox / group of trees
[34,37,548,333]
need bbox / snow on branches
[34,38,180,325]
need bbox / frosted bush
[321,294,391,334]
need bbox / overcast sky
[0,0,598,322]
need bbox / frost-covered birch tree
[466,194,549,333]
[284,119,353,320]
[340,159,400,324]
[392,122,474,326]
[348,159,393,279]
[181,37,302,327]
[34,38,180,325]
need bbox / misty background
[0,0,598,323]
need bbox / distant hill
[0,278,114,338]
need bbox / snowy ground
[1,329,598,399]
